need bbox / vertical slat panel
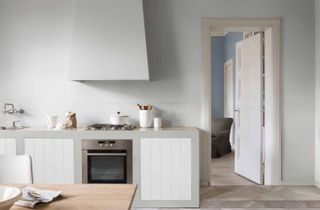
[34,139,45,183]
[171,139,181,200]
[180,138,192,200]
[44,139,54,183]
[24,138,74,184]
[140,138,193,201]
[160,138,172,200]
[150,139,162,200]
[3,139,7,155]
[140,139,151,200]
[0,139,6,155]
[54,139,64,183]
[24,139,35,182]
[6,139,16,156]
[0,138,16,155]
[24,138,34,159]
[63,139,74,184]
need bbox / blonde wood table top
[10,184,137,210]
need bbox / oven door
[85,151,127,183]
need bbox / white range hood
[69,0,149,81]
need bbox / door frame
[201,18,282,185]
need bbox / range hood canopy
[69,0,149,81]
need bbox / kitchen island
[0,127,200,208]
[10,184,137,210]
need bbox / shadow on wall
[143,0,182,82]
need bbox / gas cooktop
[86,124,136,131]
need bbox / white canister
[46,115,58,129]
[139,110,153,128]
[153,118,162,128]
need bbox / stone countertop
[0,126,198,132]
[0,126,199,139]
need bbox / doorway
[201,18,282,186]
[211,31,259,185]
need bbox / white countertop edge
[0,126,199,133]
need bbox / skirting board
[316,182,320,189]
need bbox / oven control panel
[81,139,132,151]
[98,140,115,148]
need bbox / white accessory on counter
[110,112,129,125]
[153,118,162,128]
[45,115,58,129]
[139,110,153,128]
[15,187,61,209]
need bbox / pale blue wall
[211,32,243,118]
[225,32,243,62]
[211,36,225,118]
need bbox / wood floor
[200,185,320,209]
[134,152,320,209]
[211,152,255,186]
[134,186,320,209]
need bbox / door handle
[234,109,240,128]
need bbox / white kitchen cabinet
[69,0,149,80]
[140,138,192,201]
[0,138,16,155]
[24,138,74,184]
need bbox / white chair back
[0,155,33,184]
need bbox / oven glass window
[88,154,127,183]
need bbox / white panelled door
[235,33,264,184]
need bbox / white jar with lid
[153,118,162,128]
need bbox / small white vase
[139,110,153,128]
[46,115,58,129]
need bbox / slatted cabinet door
[0,138,16,155]
[140,138,192,201]
[24,138,74,184]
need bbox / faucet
[12,120,20,128]
[3,103,24,115]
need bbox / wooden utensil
[138,104,153,110]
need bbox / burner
[86,124,136,131]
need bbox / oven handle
[87,153,127,156]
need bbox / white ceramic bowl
[0,186,21,210]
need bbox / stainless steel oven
[82,139,132,184]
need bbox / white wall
[315,0,320,187]
[0,0,316,184]
[0,0,200,128]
